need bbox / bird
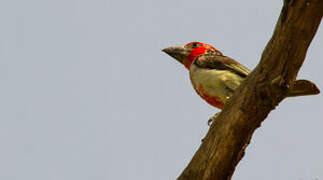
[163,41,250,110]
[163,41,320,124]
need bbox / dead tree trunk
[177,1,322,179]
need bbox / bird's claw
[208,112,220,126]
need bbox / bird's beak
[162,46,190,65]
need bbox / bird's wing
[194,54,251,77]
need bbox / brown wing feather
[194,54,250,77]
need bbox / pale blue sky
[0,0,322,179]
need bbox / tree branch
[178,1,322,179]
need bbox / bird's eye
[192,43,200,48]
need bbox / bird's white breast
[189,63,244,103]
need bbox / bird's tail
[286,80,320,97]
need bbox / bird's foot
[208,112,220,126]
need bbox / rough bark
[177,1,322,180]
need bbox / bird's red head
[183,42,220,69]
[163,42,222,69]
